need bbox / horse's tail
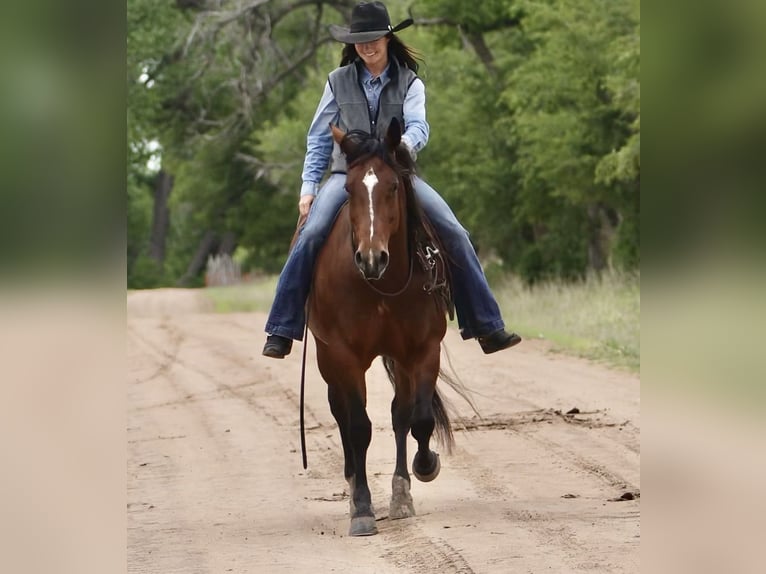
[431,383,454,454]
[381,356,459,454]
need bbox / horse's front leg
[345,389,377,536]
[318,344,377,536]
[410,353,443,483]
[390,362,416,519]
[327,384,355,511]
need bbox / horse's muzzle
[355,248,389,280]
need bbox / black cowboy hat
[329,1,413,44]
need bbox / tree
[127,0,639,286]
[501,0,640,277]
[127,1,358,286]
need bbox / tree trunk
[176,229,239,286]
[463,31,497,76]
[218,231,238,255]
[177,230,219,286]
[586,203,617,272]
[148,170,174,266]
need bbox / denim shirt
[300,63,429,197]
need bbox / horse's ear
[386,118,402,151]
[330,123,345,144]
[331,123,359,156]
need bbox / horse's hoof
[389,500,416,519]
[349,515,378,536]
[390,475,415,519]
[412,451,440,482]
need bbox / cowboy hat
[329,1,413,44]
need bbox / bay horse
[307,118,457,536]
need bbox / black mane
[342,129,416,177]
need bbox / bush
[128,255,165,289]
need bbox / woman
[263,1,520,358]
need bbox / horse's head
[331,119,408,280]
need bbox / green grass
[201,271,640,372]
[493,271,640,372]
[203,276,279,313]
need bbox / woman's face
[354,36,390,71]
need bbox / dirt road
[128,288,640,573]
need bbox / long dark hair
[340,35,422,73]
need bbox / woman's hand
[299,195,315,217]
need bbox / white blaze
[362,167,378,242]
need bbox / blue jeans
[265,174,506,341]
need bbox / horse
[306,118,458,536]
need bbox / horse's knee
[391,397,414,431]
[350,421,371,445]
[349,408,372,446]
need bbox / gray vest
[328,59,418,173]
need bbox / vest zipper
[355,70,377,134]
[355,60,391,135]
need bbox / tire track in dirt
[128,294,639,573]
[129,315,348,573]
[520,428,639,492]
[381,527,477,574]
[128,321,183,386]
[129,321,217,440]
[129,319,316,432]
[294,390,634,572]
[216,321,634,571]
[164,320,329,429]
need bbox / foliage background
[127,0,640,288]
